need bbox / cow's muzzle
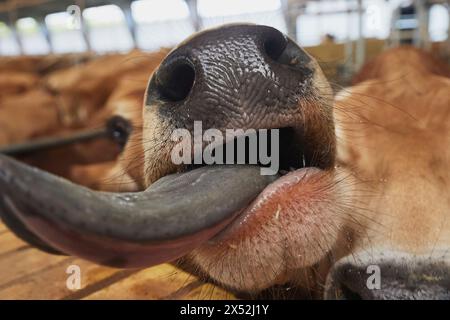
[324,250,450,300]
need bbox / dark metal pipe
[0,128,109,156]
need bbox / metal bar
[9,22,23,54]
[76,0,91,51]
[121,3,138,48]
[37,16,53,53]
[186,0,202,32]
[0,128,109,156]
[354,0,365,71]
[7,5,24,55]
[281,0,299,41]
[415,0,430,49]
[344,1,354,80]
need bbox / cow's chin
[188,166,352,292]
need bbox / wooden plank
[0,230,235,299]
[0,246,69,289]
[0,256,128,299]
[0,231,136,299]
[179,283,236,300]
[0,231,29,256]
[84,264,209,300]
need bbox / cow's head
[0,26,449,299]
[327,47,450,299]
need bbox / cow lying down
[0,24,449,299]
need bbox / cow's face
[326,47,450,299]
[141,24,335,184]
[139,24,348,292]
[1,27,449,299]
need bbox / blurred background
[0,0,448,82]
[0,0,448,184]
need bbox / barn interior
[0,0,449,300]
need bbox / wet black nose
[145,24,313,129]
[325,259,450,300]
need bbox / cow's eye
[106,116,132,148]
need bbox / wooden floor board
[0,232,29,255]
[0,257,124,299]
[84,264,201,299]
[0,247,69,289]
[84,265,235,300]
[0,229,234,299]
[181,283,236,300]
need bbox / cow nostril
[262,28,311,70]
[263,29,288,62]
[156,61,195,102]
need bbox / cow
[329,46,450,299]
[0,71,38,102]
[0,50,167,182]
[0,88,60,146]
[0,49,168,145]
[0,25,449,299]
[43,49,169,126]
[68,67,151,191]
